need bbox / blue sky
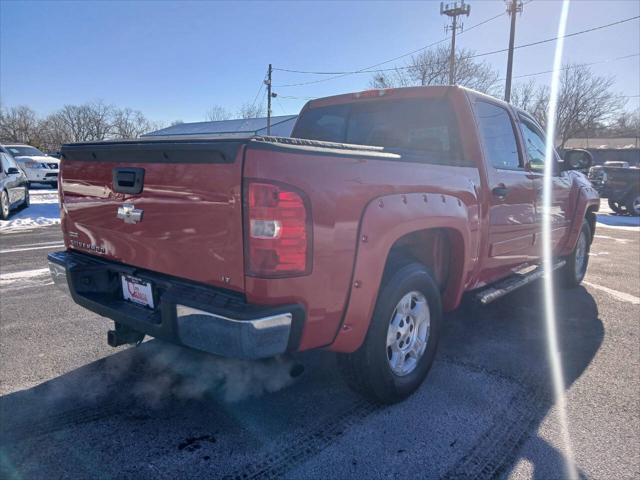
[1,0,638,123]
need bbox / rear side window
[518,116,547,170]
[474,101,521,170]
[292,98,469,166]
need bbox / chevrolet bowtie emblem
[117,203,143,224]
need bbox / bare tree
[112,108,153,139]
[610,107,640,137]
[511,65,625,147]
[371,46,500,95]
[205,105,233,121]
[50,101,115,143]
[510,80,542,114]
[39,113,73,152]
[0,105,41,145]
[237,102,265,119]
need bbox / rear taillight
[244,181,312,277]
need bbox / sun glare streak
[542,1,578,479]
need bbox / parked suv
[0,146,29,219]
[5,144,59,188]
[49,86,599,403]
[588,162,640,215]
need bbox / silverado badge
[117,203,143,224]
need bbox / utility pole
[265,64,273,135]
[440,1,471,85]
[504,0,523,102]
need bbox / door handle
[112,167,145,194]
[492,185,509,199]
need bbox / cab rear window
[292,98,470,166]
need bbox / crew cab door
[516,113,572,251]
[473,100,538,281]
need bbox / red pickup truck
[49,86,599,403]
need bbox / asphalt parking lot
[0,200,638,479]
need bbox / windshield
[7,145,45,157]
[292,98,468,166]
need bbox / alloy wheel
[386,291,430,376]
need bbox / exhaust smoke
[131,343,304,404]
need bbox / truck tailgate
[60,140,246,292]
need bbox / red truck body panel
[243,144,481,351]
[57,85,600,357]
[60,147,246,292]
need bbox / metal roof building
[143,115,298,138]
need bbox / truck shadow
[442,283,604,479]
[0,283,603,479]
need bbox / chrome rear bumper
[48,251,303,359]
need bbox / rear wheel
[625,192,640,217]
[560,219,591,288]
[337,263,442,404]
[608,198,627,215]
[0,190,10,220]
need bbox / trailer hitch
[107,322,145,347]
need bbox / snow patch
[0,189,60,232]
[0,267,52,290]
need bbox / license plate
[121,275,154,309]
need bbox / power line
[507,52,639,81]
[273,12,511,78]
[273,53,637,101]
[272,8,512,87]
[274,96,288,115]
[466,15,640,61]
[248,73,267,113]
[273,13,639,87]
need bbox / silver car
[5,144,59,188]
[0,146,29,220]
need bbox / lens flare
[542,1,578,479]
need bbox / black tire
[337,263,442,404]
[625,192,640,217]
[0,190,10,220]
[560,220,591,288]
[608,198,627,215]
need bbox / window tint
[475,101,520,170]
[293,99,468,166]
[518,117,546,170]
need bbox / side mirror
[6,167,20,175]
[562,149,592,171]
